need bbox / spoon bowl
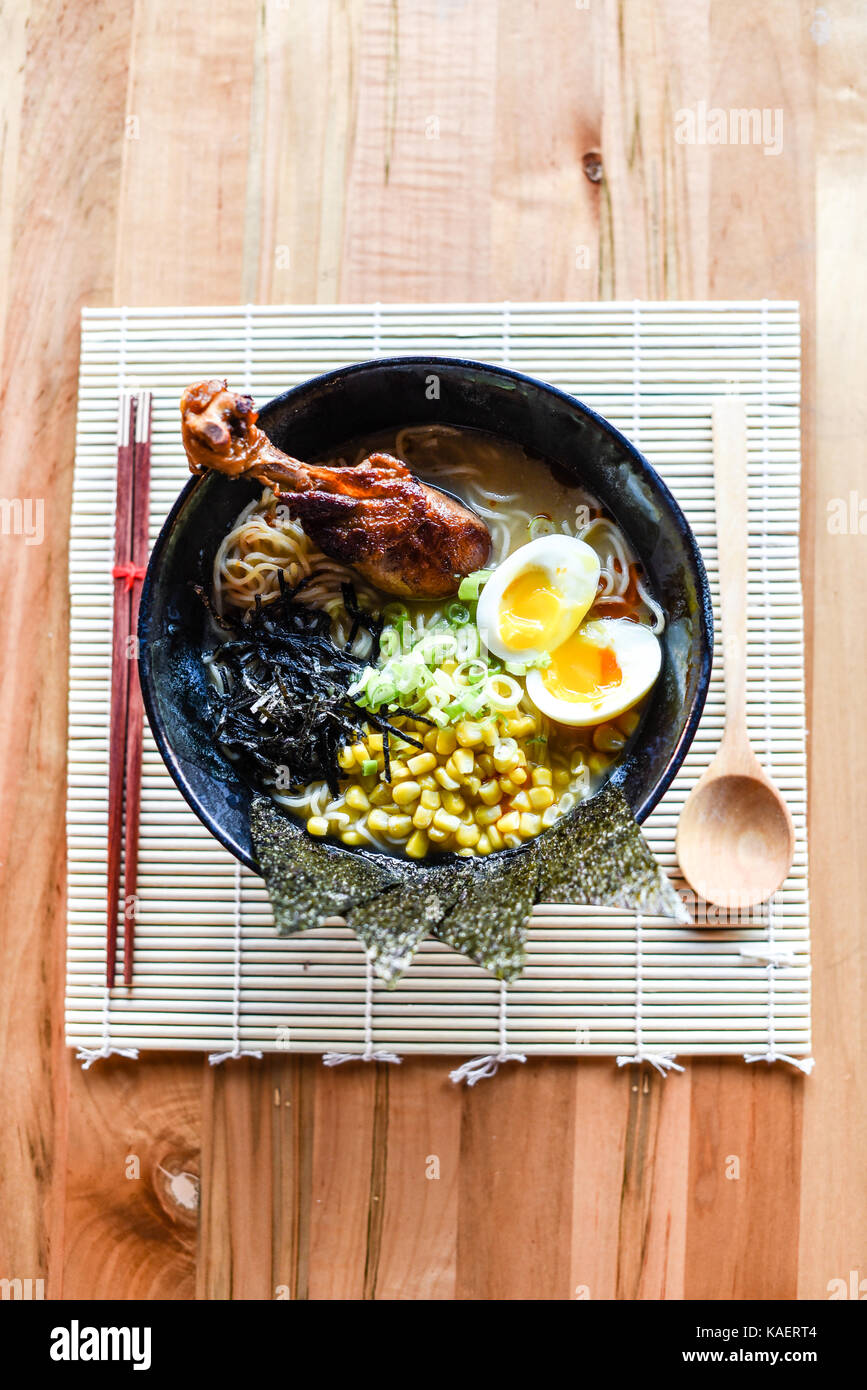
[676,765,795,910]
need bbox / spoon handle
[711,397,750,748]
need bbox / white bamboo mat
[67,301,810,1070]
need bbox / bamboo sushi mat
[67,301,811,1073]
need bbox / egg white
[525,617,661,727]
[476,535,601,664]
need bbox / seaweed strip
[536,784,688,921]
[346,861,473,986]
[433,846,539,981]
[251,796,403,935]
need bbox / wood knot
[582,151,603,184]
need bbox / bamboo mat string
[76,988,139,1070]
[207,861,263,1065]
[449,981,527,1085]
[322,956,402,1066]
[743,305,814,1075]
[616,915,684,1076]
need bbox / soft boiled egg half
[476,535,601,664]
[526,617,661,727]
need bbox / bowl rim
[139,355,713,872]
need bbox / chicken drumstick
[181,380,491,600]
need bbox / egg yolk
[498,567,566,650]
[541,629,622,704]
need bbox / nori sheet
[536,783,688,921]
[250,795,404,935]
[346,861,472,986]
[249,779,687,984]
[433,846,539,981]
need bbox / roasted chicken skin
[180,380,491,599]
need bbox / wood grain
[0,0,864,1302]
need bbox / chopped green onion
[446,601,471,626]
[379,627,401,659]
[382,601,409,624]
[484,673,523,710]
[457,568,493,601]
[361,758,378,776]
[453,659,488,687]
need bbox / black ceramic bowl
[139,358,713,872]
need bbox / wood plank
[58,0,260,1300]
[63,1058,201,1300]
[0,0,134,1294]
[799,0,867,1299]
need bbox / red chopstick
[107,391,151,987]
[123,393,152,985]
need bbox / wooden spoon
[676,397,795,911]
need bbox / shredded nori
[197,574,427,798]
[433,846,539,980]
[536,783,689,922]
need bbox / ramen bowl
[139,358,713,871]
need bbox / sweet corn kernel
[498,777,520,798]
[464,774,482,798]
[528,784,555,810]
[542,803,560,828]
[423,729,439,751]
[476,832,492,855]
[511,790,531,812]
[505,714,537,738]
[503,832,522,849]
[434,765,461,791]
[519,812,542,837]
[387,814,413,838]
[367,733,384,753]
[531,766,553,787]
[478,778,501,806]
[588,752,612,777]
[370,784,392,807]
[593,722,626,753]
[433,808,461,834]
[451,747,475,776]
[306,816,329,837]
[497,810,521,835]
[350,741,368,765]
[420,788,441,810]
[482,722,499,746]
[338,745,356,771]
[510,766,529,785]
[412,804,434,830]
[455,720,485,748]
[428,824,449,843]
[553,767,572,789]
[389,761,411,781]
[477,753,495,775]
[435,727,458,756]
[487,824,505,850]
[455,822,481,848]
[617,708,641,738]
[367,808,391,834]
[475,802,502,826]
[442,790,466,816]
[406,829,429,859]
[340,829,364,845]
[407,751,437,775]
[393,780,422,806]
[345,786,370,811]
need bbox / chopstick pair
[107,391,152,987]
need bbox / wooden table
[1,0,864,1301]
